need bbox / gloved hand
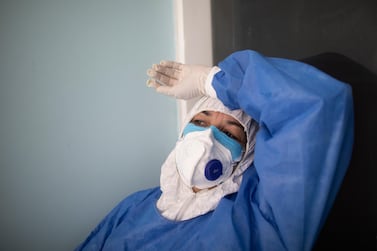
[146,61,213,100]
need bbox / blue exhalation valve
[204,159,223,181]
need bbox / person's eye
[223,130,238,141]
[191,119,208,127]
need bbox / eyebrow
[226,120,244,130]
[201,111,244,130]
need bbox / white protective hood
[157,96,258,221]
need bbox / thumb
[155,85,176,97]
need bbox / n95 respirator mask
[175,123,243,190]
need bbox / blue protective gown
[75,50,353,251]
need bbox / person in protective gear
[75,50,353,251]
[157,96,258,220]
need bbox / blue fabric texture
[75,50,353,251]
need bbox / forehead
[193,110,243,126]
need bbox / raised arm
[212,50,354,250]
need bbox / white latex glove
[146,61,217,100]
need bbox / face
[190,110,247,149]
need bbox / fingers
[146,79,176,98]
[160,60,183,70]
[153,62,182,79]
[146,79,160,88]
[147,69,178,86]
[154,64,181,79]
[150,60,182,76]
[146,60,182,89]
[147,62,181,85]
[154,85,175,97]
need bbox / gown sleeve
[74,188,159,251]
[211,50,354,251]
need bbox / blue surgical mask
[182,123,243,161]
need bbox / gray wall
[212,0,377,73]
[0,1,176,250]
